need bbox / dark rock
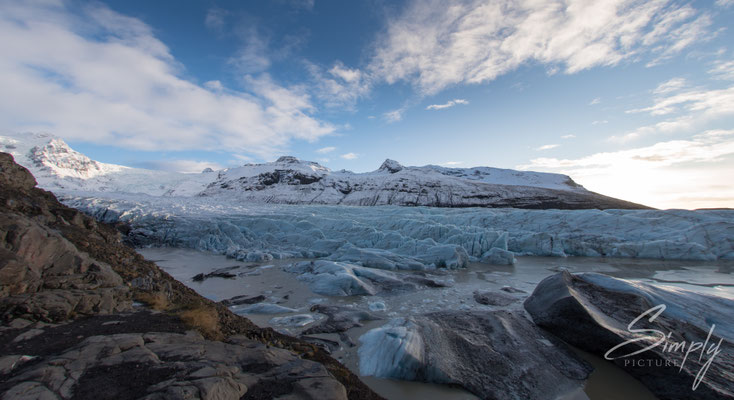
[359,311,592,399]
[473,290,518,306]
[2,330,348,400]
[500,286,526,294]
[0,213,132,322]
[524,271,734,400]
[220,294,266,306]
[192,266,239,282]
[304,305,379,334]
[0,153,37,191]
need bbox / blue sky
[1,0,733,209]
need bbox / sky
[0,0,733,209]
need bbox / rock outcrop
[0,152,381,400]
[524,271,734,400]
[358,311,592,399]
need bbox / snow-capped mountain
[0,133,215,196]
[200,157,646,209]
[1,132,648,209]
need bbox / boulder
[358,310,592,399]
[524,271,734,400]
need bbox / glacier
[61,194,734,269]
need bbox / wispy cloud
[340,152,358,160]
[561,134,576,139]
[709,59,734,80]
[426,99,469,110]
[0,2,333,158]
[316,146,336,154]
[536,144,559,151]
[383,108,405,123]
[592,120,609,125]
[612,83,734,143]
[441,161,463,166]
[653,77,687,94]
[520,130,734,209]
[369,0,712,95]
[204,8,228,32]
[589,97,601,105]
[306,61,370,109]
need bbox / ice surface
[63,195,734,267]
[269,314,317,327]
[284,260,413,296]
[233,303,298,314]
[358,318,425,380]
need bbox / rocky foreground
[0,152,381,400]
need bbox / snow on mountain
[0,132,216,196]
[201,156,646,209]
[1,132,646,209]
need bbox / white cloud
[653,77,687,94]
[340,152,358,160]
[717,0,734,7]
[316,146,336,154]
[561,134,576,139]
[0,2,333,158]
[229,26,272,74]
[592,120,609,125]
[205,8,228,32]
[613,83,734,142]
[426,99,469,110]
[204,80,224,91]
[519,130,734,209]
[709,60,734,80]
[589,97,601,105]
[441,161,463,166]
[134,159,225,174]
[306,61,370,109]
[383,108,405,123]
[536,144,559,151]
[368,0,712,95]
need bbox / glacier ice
[233,303,297,314]
[269,314,317,327]
[358,318,425,380]
[61,194,734,268]
[283,260,414,296]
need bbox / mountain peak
[378,159,403,173]
[276,156,300,163]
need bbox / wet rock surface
[358,310,592,400]
[524,271,734,400]
[0,152,382,400]
[472,290,519,306]
[304,305,379,334]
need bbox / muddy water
[139,247,734,400]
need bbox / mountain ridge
[0,132,650,209]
